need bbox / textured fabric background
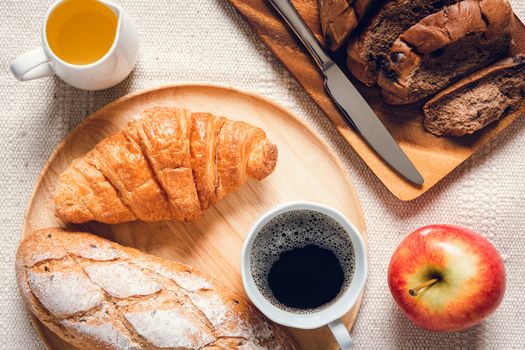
[1,0,524,349]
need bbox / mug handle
[328,318,353,349]
[10,47,53,81]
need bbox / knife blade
[267,0,424,185]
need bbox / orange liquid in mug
[46,0,118,65]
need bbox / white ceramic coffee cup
[9,0,138,91]
[241,202,367,350]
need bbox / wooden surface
[21,84,367,350]
[227,0,525,200]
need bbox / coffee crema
[249,209,355,313]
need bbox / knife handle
[267,0,331,69]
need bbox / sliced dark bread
[346,0,463,86]
[320,0,377,51]
[423,55,525,136]
[378,0,514,105]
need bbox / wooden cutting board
[21,84,367,350]
[227,0,525,200]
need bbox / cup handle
[328,318,353,349]
[10,47,53,81]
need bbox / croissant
[55,107,278,224]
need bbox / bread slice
[423,55,525,136]
[346,0,463,86]
[378,0,514,105]
[319,0,376,51]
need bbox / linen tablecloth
[1,1,524,348]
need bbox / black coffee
[250,209,355,313]
[268,244,344,309]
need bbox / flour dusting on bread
[189,291,229,329]
[28,269,104,318]
[84,262,162,298]
[61,314,140,350]
[124,308,215,348]
[15,228,296,350]
[150,264,213,292]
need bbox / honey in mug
[46,0,118,65]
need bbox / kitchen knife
[267,0,424,186]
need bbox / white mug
[241,202,367,350]
[9,0,138,91]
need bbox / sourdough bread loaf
[378,0,514,105]
[423,55,525,136]
[319,0,376,51]
[346,0,463,86]
[15,228,296,350]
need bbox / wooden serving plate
[21,84,367,350]
[227,0,525,200]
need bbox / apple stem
[408,278,439,297]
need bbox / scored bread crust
[423,55,525,136]
[377,0,514,104]
[15,228,296,350]
[319,0,375,51]
[54,107,278,224]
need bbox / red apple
[388,225,506,332]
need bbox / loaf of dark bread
[346,0,463,86]
[378,0,514,105]
[423,55,525,136]
[319,0,376,51]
